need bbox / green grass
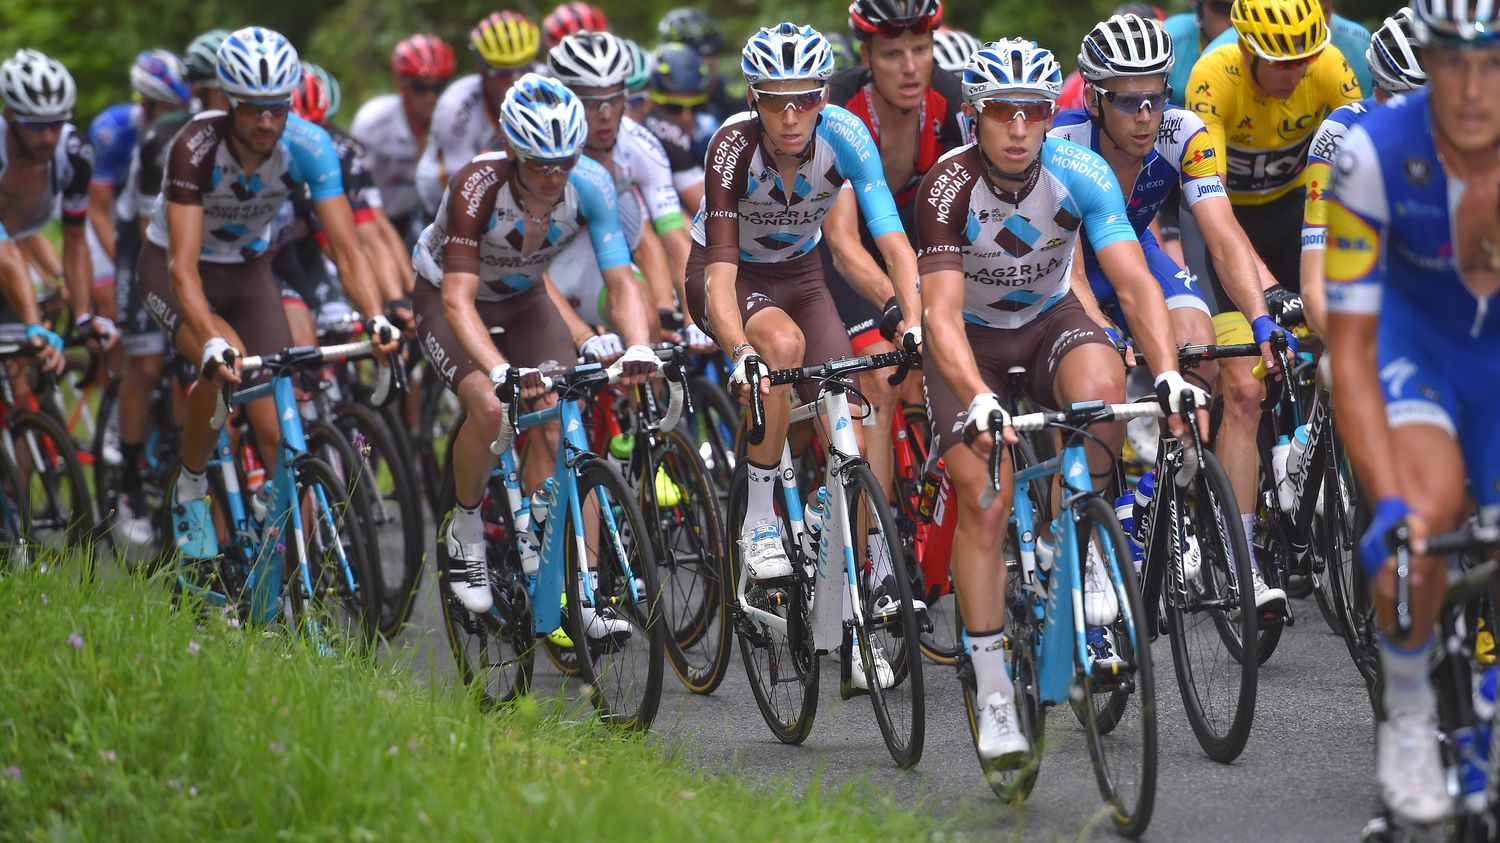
[0,556,933,841]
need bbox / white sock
[1380,634,1436,716]
[176,467,207,504]
[969,628,1014,702]
[743,460,778,529]
[450,502,483,544]
[1240,513,1259,574]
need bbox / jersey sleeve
[914,150,977,275]
[59,127,94,224]
[1320,45,1365,114]
[699,120,753,265]
[87,112,126,187]
[1323,125,1386,315]
[627,123,685,234]
[1048,140,1136,252]
[823,107,902,240]
[286,118,345,202]
[574,161,632,273]
[1167,109,1227,207]
[1300,112,1353,252]
[1185,51,1234,181]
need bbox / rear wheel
[685,375,739,506]
[286,456,379,654]
[10,410,98,554]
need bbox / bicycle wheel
[91,381,123,538]
[1074,496,1157,839]
[1167,449,1258,763]
[285,456,379,652]
[686,375,739,503]
[647,428,732,695]
[335,405,425,639]
[725,464,819,744]
[561,457,665,730]
[10,410,99,554]
[902,404,960,666]
[434,469,536,705]
[843,462,925,768]
[0,442,32,570]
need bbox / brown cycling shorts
[925,292,1114,456]
[683,243,855,403]
[137,241,293,382]
[411,278,576,393]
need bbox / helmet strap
[978,145,1040,197]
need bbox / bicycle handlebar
[743,349,922,446]
[489,355,685,456]
[1387,518,1500,636]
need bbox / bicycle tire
[286,455,380,653]
[10,409,99,554]
[560,456,665,730]
[726,464,819,744]
[647,428,732,695]
[91,381,123,541]
[1074,495,1157,838]
[1166,448,1259,763]
[842,461,925,768]
[0,436,32,570]
[903,404,959,666]
[686,375,740,502]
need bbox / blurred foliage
[0,0,1401,131]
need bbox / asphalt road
[386,541,1380,843]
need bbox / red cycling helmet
[291,69,332,125]
[543,2,609,49]
[392,33,457,79]
[848,0,943,40]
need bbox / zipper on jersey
[1472,292,1492,339]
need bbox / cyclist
[1057,3,1166,111]
[541,2,609,48]
[1300,8,1425,338]
[0,48,73,373]
[414,11,541,216]
[686,23,919,645]
[822,0,957,509]
[352,34,456,246]
[1197,0,1374,98]
[621,38,651,123]
[932,27,982,75]
[1054,13,1289,609]
[0,49,94,366]
[1325,0,1500,824]
[138,27,398,560]
[657,8,739,134]
[642,41,712,214]
[182,29,232,113]
[918,38,1202,763]
[411,73,656,617]
[542,31,691,339]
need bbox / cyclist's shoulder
[1042,137,1121,197]
[928,65,964,112]
[620,116,670,165]
[705,111,758,153]
[1308,44,1360,94]
[569,154,616,201]
[642,111,693,150]
[1330,12,1372,42]
[816,103,877,150]
[431,75,482,125]
[1193,42,1244,79]
[281,114,338,159]
[352,93,402,130]
[1048,108,1096,148]
[88,102,137,147]
[1163,11,1198,42]
[827,66,870,106]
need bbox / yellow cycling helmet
[1230,0,1330,61]
[470,10,540,69]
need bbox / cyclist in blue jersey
[1054,13,1290,610]
[138,28,399,561]
[1326,0,1500,825]
[87,101,137,312]
[1300,8,1425,338]
[918,38,1205,764]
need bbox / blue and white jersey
[88,103,141,192]
[692,105,902,265]
[1301,99,1374,252]
[145,111,345,263]
[915,137,1137,329]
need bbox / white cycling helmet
[0,49,77,120]
[962,38,1063,105]
[500,72,587,160]
[1368,8,1426,93]
[216,27,302,101]
[741,22,836,85]
[1078,13,1175,83]
[1412,0,1500,46]
[547,30,632,89]
[932,27,983,74]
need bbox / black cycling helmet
[658,8,725,57]
[848,0,943,40]
[650,41,713,104]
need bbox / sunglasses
[1091,86,1171,115]
[14,118,66,133]
[232,100,291,120]
[576,91,625,115]
[1264,53,1317,70]
[519,154,580,176]
[860,16,938,39]
[751,86,826,113]
[976,97,1054,124]
[404,79,446,94]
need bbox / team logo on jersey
[1403,157,1433,188]
[994,214,1041,258]
[1277,114,1317,141]
[1236,116,1253,131]
[1323,202,1378,283]
[1194,82,1211,97]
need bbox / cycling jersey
[1186,43,1360,205]
[641,110,705,193]
[144,111,344,263]
[613,116,685,236]
[1202,13,1375,102]
[0,118,93,242]
[692,105,902,265]
[116,110,191,355]
[88,103,140,195]
[1325,88,1500,506]
[414,75,498,216]
[1300,98,1372,253]
[412,151,629,302]
[128,111,193,220]
[915,138,1136,330]
[1164,13,1211,109]
[351,93,423,221]
[826,65,966,205]
[326,125,380,220]
[1058,70,1088,112]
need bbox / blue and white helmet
[961,38,1063,105]
[500,73,587,160]
[0,49,77,120]
[216,27,302,101]
[1368,8,1427,93]
[741,22,835,85]
[1412,0,1500,46]
[131,50,192,108]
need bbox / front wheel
[286,456,380,653]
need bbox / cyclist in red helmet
[542,2,609,49]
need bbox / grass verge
[0,556,933,841]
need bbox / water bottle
[916,451,944,520]
[1115,491,1143,573]
[608,433,634,481]
[1455,725,1490,813]
[252,478,276,526]
[1271,435,1294,512]
[1133,470,1156,545]
[1285,424,1310,483]
[800,486,827,561]
[512,499,540,589]
[530,478,556,531]
[242,444,266,494]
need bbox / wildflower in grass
[99,750,116,763]
[39,593,46,605]
[267,525,280,539]
[269,741,285,754]
[4,765,18,780]
[67,633,83,650]
[275,543,286,554]
[188,786,198,797]
[352,432,366,448]
[388,745,399,757]
[187,640,201,656]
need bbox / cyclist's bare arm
[87,182,116,261]
[1067,237,1113,330]
[543,274,597,348]
[601,263,653,348]
[1300,249,1329,337]
[59,222,93,317]
[825,188,897,308]
[631,224,678,313]
[0,241,42,326]
[315,194,398,354]
[165,201,217,348]
[442,271,506,376]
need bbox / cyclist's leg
[1036,295,1126,483]
[114,239,166,526]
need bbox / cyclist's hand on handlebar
[1263,284,1305,328]
[1103,324,1137,369]
[200,337,241,388]
[75,313,119,351]
[961,392,1017,458]
[729,348,769,404]
[1360,497,1421,577]
[579,331,624,364]
[490,363,548,402]
[617,344,658,385]
[1154,370,1208,443]
[1251,314,1297,374]
[25,323,65,375]
[367,314,401,360]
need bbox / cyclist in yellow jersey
[1185,0,1358,323]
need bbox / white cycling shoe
[976,692,1029,768]
[740,517,793,580]
[851,645,895,691]
[1083,542,1120,627]
[444,512,493,614]
[1377,706,1450,825]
